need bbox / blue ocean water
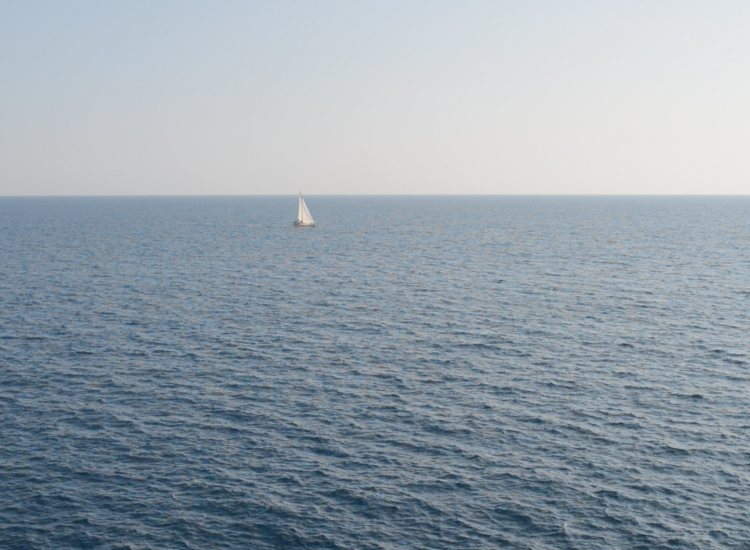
[1,196,749,550]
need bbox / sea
[1,196,748,550]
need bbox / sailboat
[294,192,316,227]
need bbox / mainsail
[296,192,315,226]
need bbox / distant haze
[2,1,749,196]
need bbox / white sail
[296,192,315,226]
[300,197,314,224]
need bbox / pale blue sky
[1,1,749,195]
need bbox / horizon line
[3,193,750,198]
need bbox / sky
[1,1,749,196]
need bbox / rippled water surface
[1,196,749,549]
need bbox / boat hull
[294,221,316,227]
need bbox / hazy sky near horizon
[1,1,749,196]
